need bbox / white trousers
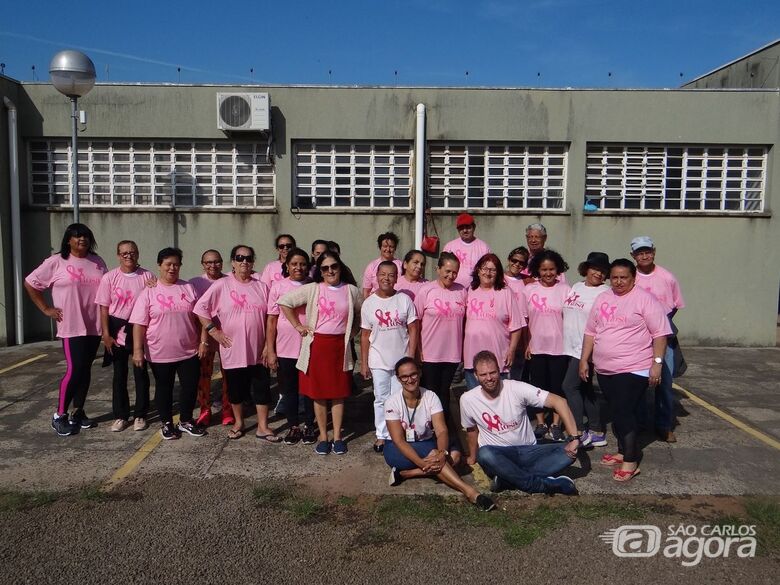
[371,368,402,440]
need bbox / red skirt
[299,333,352,400]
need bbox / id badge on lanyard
[405,425,416,442]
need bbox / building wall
[684,41,780,89]
[9,83,780,346]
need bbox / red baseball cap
[456,213,475,227]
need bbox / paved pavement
[0,340,778,497]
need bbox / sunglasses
[277,243,293,250]
[233,255,255,263]
[509,258,527,266]
[320,263,340,272]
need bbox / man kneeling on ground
[460,350,581,495]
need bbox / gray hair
[525,223,547,235]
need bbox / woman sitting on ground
[384,357,495,512]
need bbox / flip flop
[227,428,244,440]
[613,467,641,482]
[600,453,624,467]
[256,433,282,443]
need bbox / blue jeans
[477,443,574,494]
[655,344,675,431]
[383,439,438,471]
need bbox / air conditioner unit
[217,92,270,131]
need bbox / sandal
[256,433,282,443]
[613,467,641,482]
[600,453,624,467]
[227,428,244,440]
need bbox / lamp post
[49,50,96,223]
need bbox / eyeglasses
[398,372,420,383]
[509,257,527,266]
[320,263,340,273]
[233,255,255,263]
[277,243,293,250]
[203,260,222,265]
[118,251,137,257]
[479,267,497,274]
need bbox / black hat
[578,251,610,276]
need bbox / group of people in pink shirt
[26,216,683,502]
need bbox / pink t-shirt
[394,274,428,302]
[25,254,108,338]
[442,237,492,287]
[267,277,307,359]
[361,257,403,293]
[94,267,154,346]
[460,380,548,447]
[129,280,198,363]
[259,260,284,289]
[584,286,673,375]
[635,265,685,315]
[414,281,467,363]
[504,275,526,302]
[193,274,268,369]
[522,281,572,356]
[463,287,525,371]
[360,292,418,371]
[189,273,227,299]
[315,283,350,335]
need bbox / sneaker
[489,475,512,493]
[301,425,318,445]
[177,420,206,437]
[111,419,129,432]
[283,426,302,445]
[160,421,181,440]
[133,417,148,431]
[474,494,496,512]
[315,440,331,455]
[388,467,402,487]
[534,424,548,440]
[590,432,608,447]
[549,425,564,442]
[71,409,96,429]
[579,430,593,447]
[332,439,348,455]
[51,413,76,436]
[543,475,578,496]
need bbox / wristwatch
[653,356,663,364]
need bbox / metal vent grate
[219,96,251,127]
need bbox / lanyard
[403,395,421,428]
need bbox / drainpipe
[3,97,23,344]
[414,103,425,248]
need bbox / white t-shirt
[384,388,442,442]
[361,292,418,371]
[562,281,610,358]
[460,380,548,448]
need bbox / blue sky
[2,1,778,88]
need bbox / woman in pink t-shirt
[414,252,467,434]
[265,247,316,446]
[522,249,572,442]
[394,249,428,301]
[278,251,362,456]
[579,258,671,482]
[195,245,277,441]
[361,231,401,298]
[130,248,208,441]
[95,240,154,432]
[25,223,107,436]
[504,246,530,382]
[463,253,524,390]
[259,234,296,289]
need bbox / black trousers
[527,353,568,421]
[58,336,101,415]
[598,372,647,463]
[277,357,314,427]
[111,325,150,420]
[149,355,199,424]
[421,361,459,420]
[223,364,272,406]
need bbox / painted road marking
[101,415,180,492]
[0,354,47,375]
[675,382,780,451]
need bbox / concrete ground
[0,341,778,497]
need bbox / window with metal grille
[585,144,767,212]
[427,143,567,210]
[28,140,275,208]
[293,142,412,209]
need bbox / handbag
[420,209,439,254]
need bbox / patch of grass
[571,500,648,521]
[355,526,393,547]
[745,498,780,553]
[79,485,112,502]
[252,484,288,507]
[284,497,325,523]
[375,495,456,525]
[0,489,58,512]
[502,505,567,548]
[337,495,357,506]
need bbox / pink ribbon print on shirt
[433,298,452,317]
[375,309,403,328]
[229,290,248,309]
[481,411,519,433]
[66,265,85,282]
[113,287,134,307]
[599,302,618,322]
[156,294,175,311]
[318,296,336,319]
[529,293,548,312]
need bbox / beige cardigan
[277,282,362,373]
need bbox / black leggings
[277,357,314,427]
[223,364,272,406]
[527,353,568,396]
[149,356,199,424]
[561,356,601,431]
[598,372,647,463]
[421,361,459,420]
[58,336,101,415]
[111,326,150,420]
